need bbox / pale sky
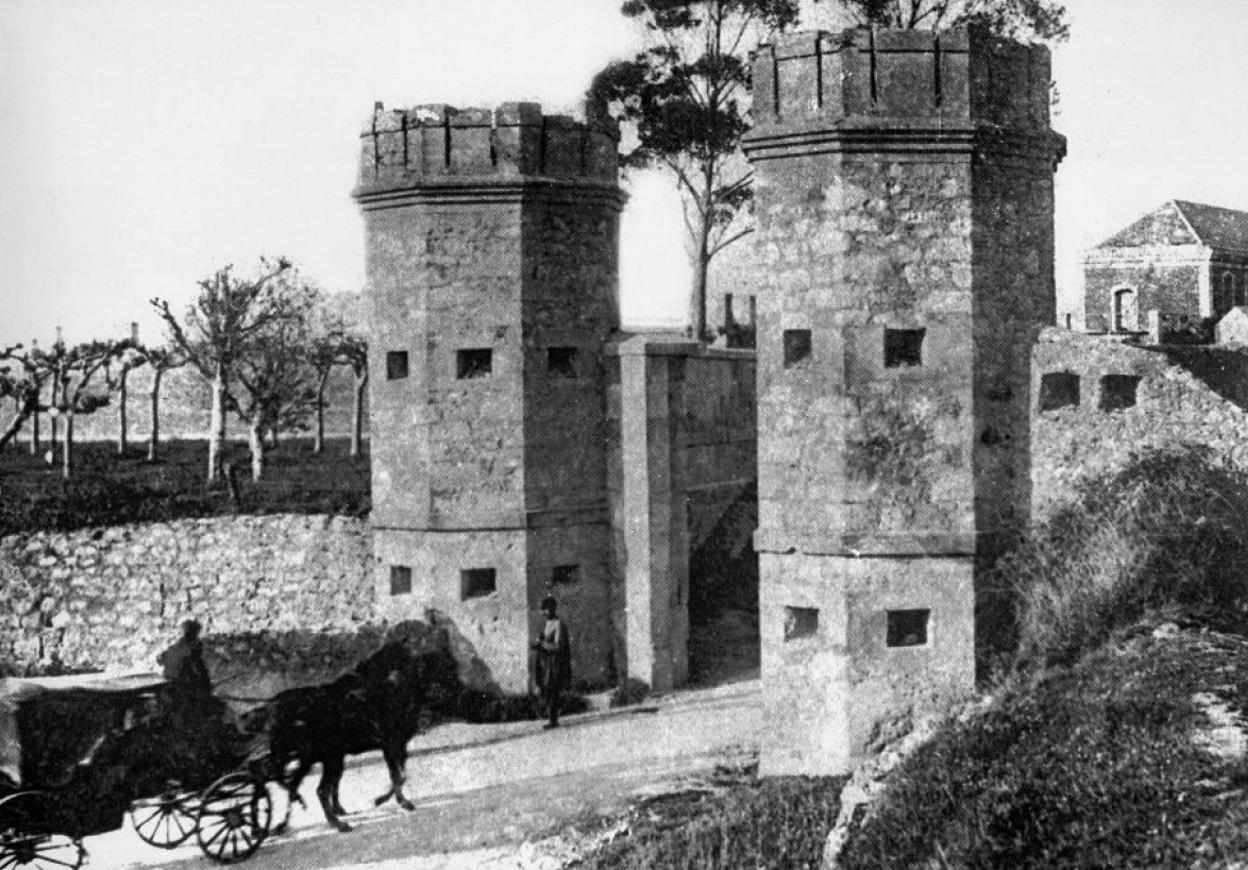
[2,0,1247,347]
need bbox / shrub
[996,445,1248,672]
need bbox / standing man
[532,595,572,729]
[157,618,214,731]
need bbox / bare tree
[339,334,369,458]
[107,323,146,458]
[0,343,52,451]
[152,257,292,483]
[143,345,186,463]
[47,338,130,479]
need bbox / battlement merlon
[745,27,1065,163]
[353,102,623,200]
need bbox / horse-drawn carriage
[0,670,275,868]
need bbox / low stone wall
[0,514,375,678]
[1031,328,1248,519]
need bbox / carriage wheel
[194,773,271,864]
[0,792,85,870]
[131,790,197,849]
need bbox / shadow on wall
[1160,345,1248,412]
[984,444,1248,678]
[205,611,588,725]
[689,482,759,624]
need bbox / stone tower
[742,29,1064,775]
[353,102,625,694]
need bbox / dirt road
[86,680,761,870]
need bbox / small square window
[550,564,580,585]
[386,351,409,381]
[547,347,579,378]
[460,567,497,600]
[783,606,818,641]
[1039,372,1080,412]
[886,609,929,647]
[1099,375,1139,411]
[884,329,924,368]
[457,348,493,379]
[389,565,412,596]
[783,330,811,368]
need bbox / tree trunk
[690,243,711,344]
[350,368,368,457]
[48,376,60,466]
[313,373,329,455]
[248,419,266,481]
[29,404,39,455]
[207,363,226,483]
[116,368,129,457]
[61,412,73,480]
[148,368,164,463]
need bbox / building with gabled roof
[1083,200,1248,335]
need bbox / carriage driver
[157,619,214,731]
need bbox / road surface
[84,680,761,870]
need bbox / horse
[259,638,463,833]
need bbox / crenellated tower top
[354,101,621,201]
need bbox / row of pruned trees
[1,257,369,482]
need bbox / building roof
[1094,200,1248,253]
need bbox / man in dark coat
[157,619,214,732]
[532,596,572,729]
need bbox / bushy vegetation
[998,445,1248,671]
[581,774,842,870]
[0,437,369,535]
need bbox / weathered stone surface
[743,26,1062,777]
[0,514,375,675]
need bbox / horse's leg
[332,777,348,816]
[316,756,352,833]
[382,742,414,812]
[272,757,311,835]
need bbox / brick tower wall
[744,28,1063,775]
[355,103,623,693]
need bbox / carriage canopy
[0,672,166,788]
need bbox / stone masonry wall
[0,514,374,680]
[1083,256,1203,333]
[1032,328,1248,517]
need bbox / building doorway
[1113,287,1138,332]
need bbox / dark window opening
[386,351,409,381]
[1039,372,1080,412]
[784,606,819,641]
[884,328,924,368]
[389,565,412,596]
[547,347,579,378]
[886,609,929,647]
[1099,374,1140,411]
[456,348,493,379]
[783,330,811,368]
[460,568,497,600]
[550,564,580,585]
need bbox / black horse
[259,639,462,833]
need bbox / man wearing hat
[157,618,214,731]
[532,595,572,729]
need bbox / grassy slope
[841,624,1248,869]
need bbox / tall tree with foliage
[590,0,800,342]
[827,0,1067,41]
[152,257,293,483]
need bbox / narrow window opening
[550,564,580,586]
[1039,372,1080,412]
[886,609,929,647]
[783,330,811,368]
[460,567,497,600]
[386,351,409,381]
[547,347,579,378]
[784,606,819,641]
[389,565,412,596]
[1099,374,1140,411]
[456,348,493,379]
[884,328,925,368]
[1113,287,1138,332]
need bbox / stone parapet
[745,27,1064,164]
[355,102,622,202]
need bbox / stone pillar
[742,28,1064,775]
[354,103,625,693]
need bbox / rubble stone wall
[0,515,375,679]
[1031,329,1248,517]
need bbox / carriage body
[0,672,274,866]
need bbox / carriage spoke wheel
[131,790,197,849]
[0,792,85,870]
[195,773,271,864]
